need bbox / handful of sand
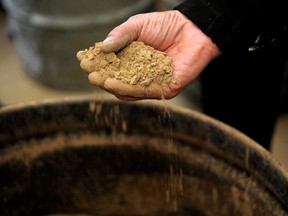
[76,41,176,98]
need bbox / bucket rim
[2,0,155,29]
[1,95,288,210]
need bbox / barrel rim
[1,95,288,210]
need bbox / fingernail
[103,37,112,43]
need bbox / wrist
[174,0,231,53]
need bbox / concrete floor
[0,11,287,168]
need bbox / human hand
[81,10,221,100]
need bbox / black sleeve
[174,0,288,53]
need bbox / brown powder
[77,41,176,88]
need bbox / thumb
[100,17,140,53]
[100,35,131,53]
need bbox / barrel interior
[0,99,287,215]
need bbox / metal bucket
[0,97,288,215]
[2,0,155,91]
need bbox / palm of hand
[88,11,221,100]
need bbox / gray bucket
[158,0,184,10]
[1,97,288,215]
[2,0,155,91]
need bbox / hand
[85,10,221,100]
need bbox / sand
[76,41,176,96]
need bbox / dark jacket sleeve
[174,0,288,53]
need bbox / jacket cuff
[174,1,235,52]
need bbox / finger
[88,74,142,101]
[104,78,164,99]
[104,78,144,97]
[100,36,131,53]
[76,50,86,61]
[88,71,109,86]
[100,16,141,53]
[113,94,142,101]
[80,59,98,75]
